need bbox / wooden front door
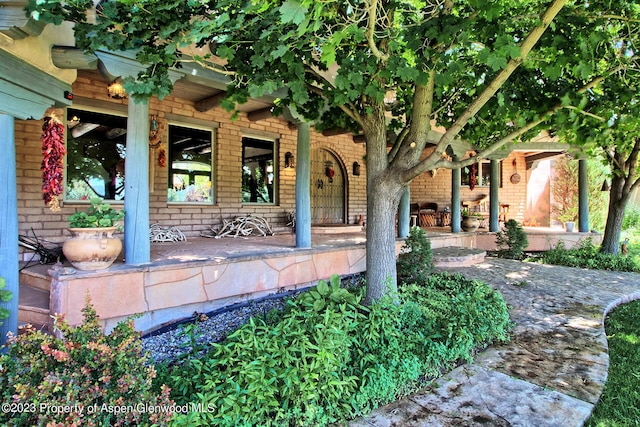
[310,148,345,224]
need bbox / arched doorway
[310,148,346,224]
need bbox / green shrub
[495,219,528,260]
[0,299,174,427]
[162,273,511,427]
[622,204,640,231]
[397,226,433,284]
[540,238,640,272]
[0,277,11,325]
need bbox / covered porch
[18,226,598,334]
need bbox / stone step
[312,225,364,235]
[18,284,51,327]
[432,246,487,268]
[19,264,52,291]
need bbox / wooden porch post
[398,187,410,238]
[578,158,589,232]
[451,156,461,233]
[0,114,19,346]
[489,159,500,231]
[124,97,151,264]
[295,121,311,248]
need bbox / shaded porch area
[18,226,599,335]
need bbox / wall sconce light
[353,161,361,176]
[107,79,127,99]
[284,151,295,169]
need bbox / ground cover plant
[537,238,640,273]
[157,273,511,427]
[586,299,640,426]
[0,300,174,427]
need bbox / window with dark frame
[167,124,214,203]
[461,160,502,187]
[65,108,127,201]
[242,137,276,204]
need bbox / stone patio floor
[348,258,640,427]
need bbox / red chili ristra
[41,117,66,206]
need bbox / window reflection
[242,137,275,204]
[461,161,502,187]
[65,108,127,201]
[168,124,214,203]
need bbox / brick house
[0,7,583,338]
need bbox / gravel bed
[141,293,299,364]
[141,274,364,365]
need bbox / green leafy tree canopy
[26,0,640,299]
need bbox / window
[242,137,276,204]
[65,108,127,201]
[461,160,502,187]
[168,124,214,203]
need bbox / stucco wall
[1,23,76,84]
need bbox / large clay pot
[62,226,122,270]
[461,216,480,232]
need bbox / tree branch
[366,0,390,62]
[388,124,410,163]
[622,137,640,194]
[304,66,364,126]
[433,0,568,155]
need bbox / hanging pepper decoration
[469,162,477,191]
[157,147,167,167]
[41,116,66,212]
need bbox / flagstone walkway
[349,258,640,427]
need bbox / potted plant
[461,208,481,232]
[62,198,125,270]
[559,211,577,232]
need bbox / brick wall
[15,70,367,244]
[409,151,530,223]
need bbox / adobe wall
[15,70,368,248]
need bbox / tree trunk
[362,105,404,305]
[600,176,630,254]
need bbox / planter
[461,216,480,232]
[62,226,122,271]
[564,221,575,233]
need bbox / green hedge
[539,239,640,272]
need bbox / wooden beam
[322,128,351,137]
[0,49,72,119]
[194,92,227,112]
[247,107,275,122]
[525,151,566,169]
[353,134,366,144]
[0,1,45,39]
[51,46,98,70]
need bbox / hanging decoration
[41,115,66,212]
[325,160,335,183]
[469,162,477,190]
[149,115,162,149]
[148,114,166,192]
[158,148,167,167]
[510,159,521,184]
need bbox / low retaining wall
[48,243,392,333]
[474,229,602,252]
